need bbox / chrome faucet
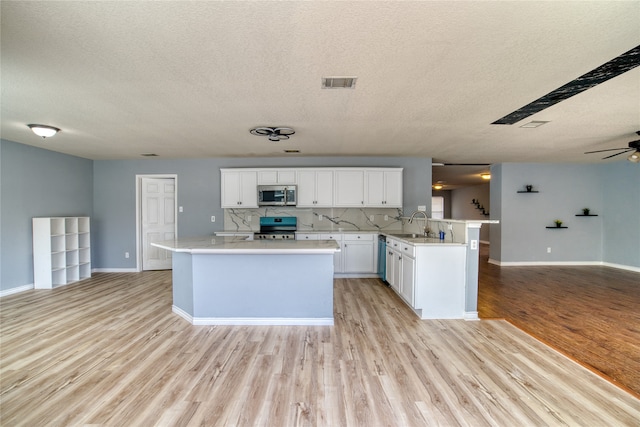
[408,210,430,236]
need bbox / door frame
[135,174,178,272]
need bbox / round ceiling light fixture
[28,124,61,138]
[250,127,295,141]
[480,173,491,180]
[432,184,444,190]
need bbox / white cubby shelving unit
[33,217,91,289]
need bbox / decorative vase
[526,185,533,192]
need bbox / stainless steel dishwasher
[377,234,387,284]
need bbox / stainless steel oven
[257,185,297,206]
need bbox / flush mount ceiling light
[432,184,444,190]
[27,124,60,138]
[322,76,357,89]
[628,150,640,163]
[480,173,491,180]
[250,127,295,142]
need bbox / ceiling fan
[584,131,640,162]
[249,127,295,141]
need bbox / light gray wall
[492,163,605,263]
[489,164,502,261]
[93,157,432,269]
[601,162,640,268]
[451,183,491,242]
[0,139,93,291]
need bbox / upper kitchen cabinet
[334,169,365,207]
[365,169,403,207]
[257,169,296,185]
[220,169,258,208]
[297,169,334,207]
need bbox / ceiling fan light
[628,151,640,163]
[27,124,60,138]
[480,173,491,180]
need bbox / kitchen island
[152,237,340,325]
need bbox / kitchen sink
[390,233,425,238]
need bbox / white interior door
[141,177,176,270]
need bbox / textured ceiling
[1,1,639,187]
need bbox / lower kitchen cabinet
[343,234,375,273]
[297,232,377,275]
[385,237,466,319]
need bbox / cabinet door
[365,170,385,206]
[392,252,402,291]
[221,171,242,207]
[238,171,258,207]
[400,255,415,305]
[296,170,318,207]
[314,170,334,206]
[257,170,278,185]
[385,248,396,288]
[277,170,296,184]
[343,240,374,273]
[383,170,403,207]
[334,170,365,207]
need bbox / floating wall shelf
[575,214,598,217]
[517,190,539,193]
[546,226,568,229]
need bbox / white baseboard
[334,273,379,279]
[92,268,139,273]
[479,240,490,245]
[0,284,34,297]
[173,306,334,326]
[464,311,479,321]
[488,259,640,273]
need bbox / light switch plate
[418,205,426,211]
[211,216,215,222]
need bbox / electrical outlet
[418,205,426,211]
[447,223,453,230]
[547,247,551,253]
[470,240,478,250]
[211,216,216,222]
[369,215,375,222]
[179,206,183,213]
[384,215,388,221]
[125,252,130,259]
[319,214,323,221]
[248,215,252,222]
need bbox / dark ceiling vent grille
[322,77,357,89]
[492,44,640,125]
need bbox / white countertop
[152,236,340,255]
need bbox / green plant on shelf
[554,219,563,227]
[582,208,590,215]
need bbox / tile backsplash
[224,207,404,232]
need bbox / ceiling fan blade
[601,149,634,159]
[584,147,627,154]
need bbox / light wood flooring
[1,271,639,426]
[478,244,640,398]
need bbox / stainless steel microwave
[257,185,297,206]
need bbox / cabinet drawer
[401,243,415,258]
[296,233,319,240]
[386,237,400,249]
[343,233,374,241]
[319,233,343,241]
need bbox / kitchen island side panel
[190,253,334,319]
[172,252,194,315]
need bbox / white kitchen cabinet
[297,169,333,207]
[33,217,91,289]
[343,233,375,273]
[365,169,403,207]
[385,237,415,305]
[334,170,365,207]
[220,169,258,208]
[320,233,343,273]
[257,169,296,185]
[385,245,397,290]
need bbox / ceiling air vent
[322,76,357,89]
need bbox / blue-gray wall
[93,157,432,269]
[0,139,93,291]
[490,162,640,269]
[601,161,640,267]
